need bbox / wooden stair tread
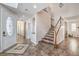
[46,34,54,37]
[47,33,54,35]
[43,37,54,41]
[41,39,54,44]
[46,36,54,38]
[41,26,55,45]
[48,32,54,34]
[49,30,54,32]
[44,36,54,39]
[49,30,54,31]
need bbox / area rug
[5,44,29,54]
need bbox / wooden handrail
[54,16,62,48]
[55,17,61,28]
[55,24,61,37]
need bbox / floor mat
[5,44,29,54]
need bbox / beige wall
[36,10,51,43]
[0,5,1,51]
[57,25,65,44]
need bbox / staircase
[41,8,64,48]
[41,8,55,45]
[40,17,63,48]
[41,25,55,45]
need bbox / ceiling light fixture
[59,3,64,8]
[33,4,37,8]
[25,9,28,11]
[22,15,25,18]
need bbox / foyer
[0,3,79,56]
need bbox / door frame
[16,20,26,43]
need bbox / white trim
[0,6,3,52]
[0,6,1,52]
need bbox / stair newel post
[60,16,62,26]
[54,28,57,48]
[51,17,52,27]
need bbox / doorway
[4,20,29,54]
[16,20,26,44]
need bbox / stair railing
[54,16,62,48]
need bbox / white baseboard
[0,43,17,53]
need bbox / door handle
[3,31,7,37]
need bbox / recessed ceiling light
[33,4,37,9]
[22,15,25,17]
[25,9,28,11]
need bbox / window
[71,23,76,31]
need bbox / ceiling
[3,3,18,8]
[50,3,79,20]
[2,3,79,20]
[2,3,49,19]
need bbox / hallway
[0,37,79,56]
